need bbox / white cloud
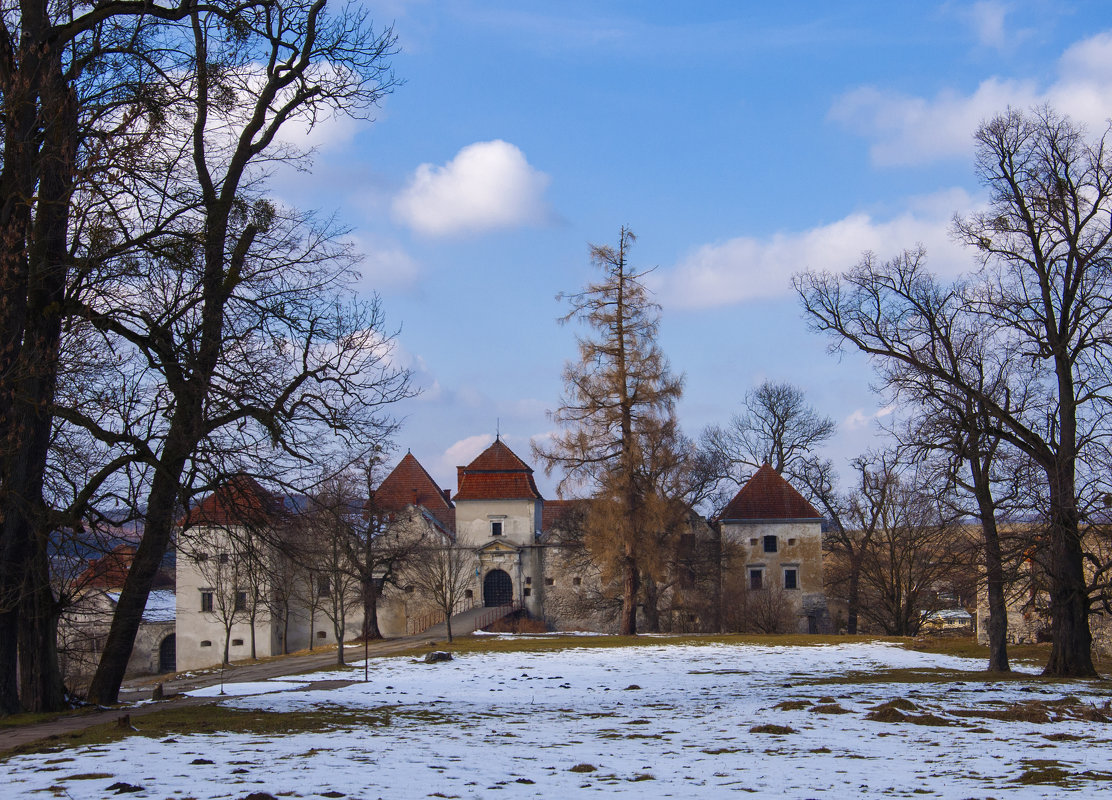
[654,189,979,309]
[392,140,553,236]
[843,403,896,431]
[963,1,1010,50]
[830,31,1112,166]
[436,434,494,476]
[351,235,421,290]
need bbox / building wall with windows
[717,464,829,634]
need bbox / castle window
[200,590,214,612]
[234,591,248,611]
[523,588,531,597]
[763,535,778,553]
[490,520,503,536]
[317,631,327,639]
[788,538,797,546]
[783,567,799,590]
[464,589,473,599]
[545,577,554,586]
[749,568,764,591]
[317,576,330,597]
[749,538,758,547]
[525,576,532,585]
[232,638,244,646]
[573,577,582,586]
[218,552,230,565]
[200,640,212,647]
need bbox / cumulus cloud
[653,189,978,309]
[830,31,1112,166]
[392,140,553,236]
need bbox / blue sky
[274,1,1112,496]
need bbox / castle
[173,438,828,671]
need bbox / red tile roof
[180,475,281,528]
[454,439,543,501]
[79,544,137,589]
[718,463,821,521]
[373,452,455,532]
[542,498,586,532]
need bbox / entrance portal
[483,569,513,607]
[158,634,176,673]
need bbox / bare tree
[80,2,407,705]
[408,544,471,643]
[536,227,684,635]
[798,108,1112,675]
[0,0,231,715]
[703,381,835,487]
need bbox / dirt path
[0,634,434,755]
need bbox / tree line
[542,107,1112,678]
[0,1,411,714]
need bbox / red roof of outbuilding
[373,452,455,532]
[454,439,543,502]
[718,463,821,521]
[80,544,137,589]
[180,475,280,528]
[542,498,586,531]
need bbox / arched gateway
[483,569,513,607]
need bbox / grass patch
[749,724,796,734]
[950,698,1112,725]
[0,706,103,730]
[809,704,851,714]
[390,633,882,660]
[2,703,392,759]
[569,763,597,773]
[773,700,811,711]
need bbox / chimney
[442,488,452,503]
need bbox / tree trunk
[641,575,660,633]
[619,554,639,635]
[970,464,1009,672]
[86,447,190,704]
[223,627,231,666]
[362,582,382,640]
[18,530,65,711]
[846,556,861,635]
[1040,457,1096,677]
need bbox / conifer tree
[536,227,683,635]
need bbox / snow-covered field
[5,641,1112,799]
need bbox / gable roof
[180,475,281,529]
[718,463,821,522]
[373,452,455,532]
[454,438,543,502]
